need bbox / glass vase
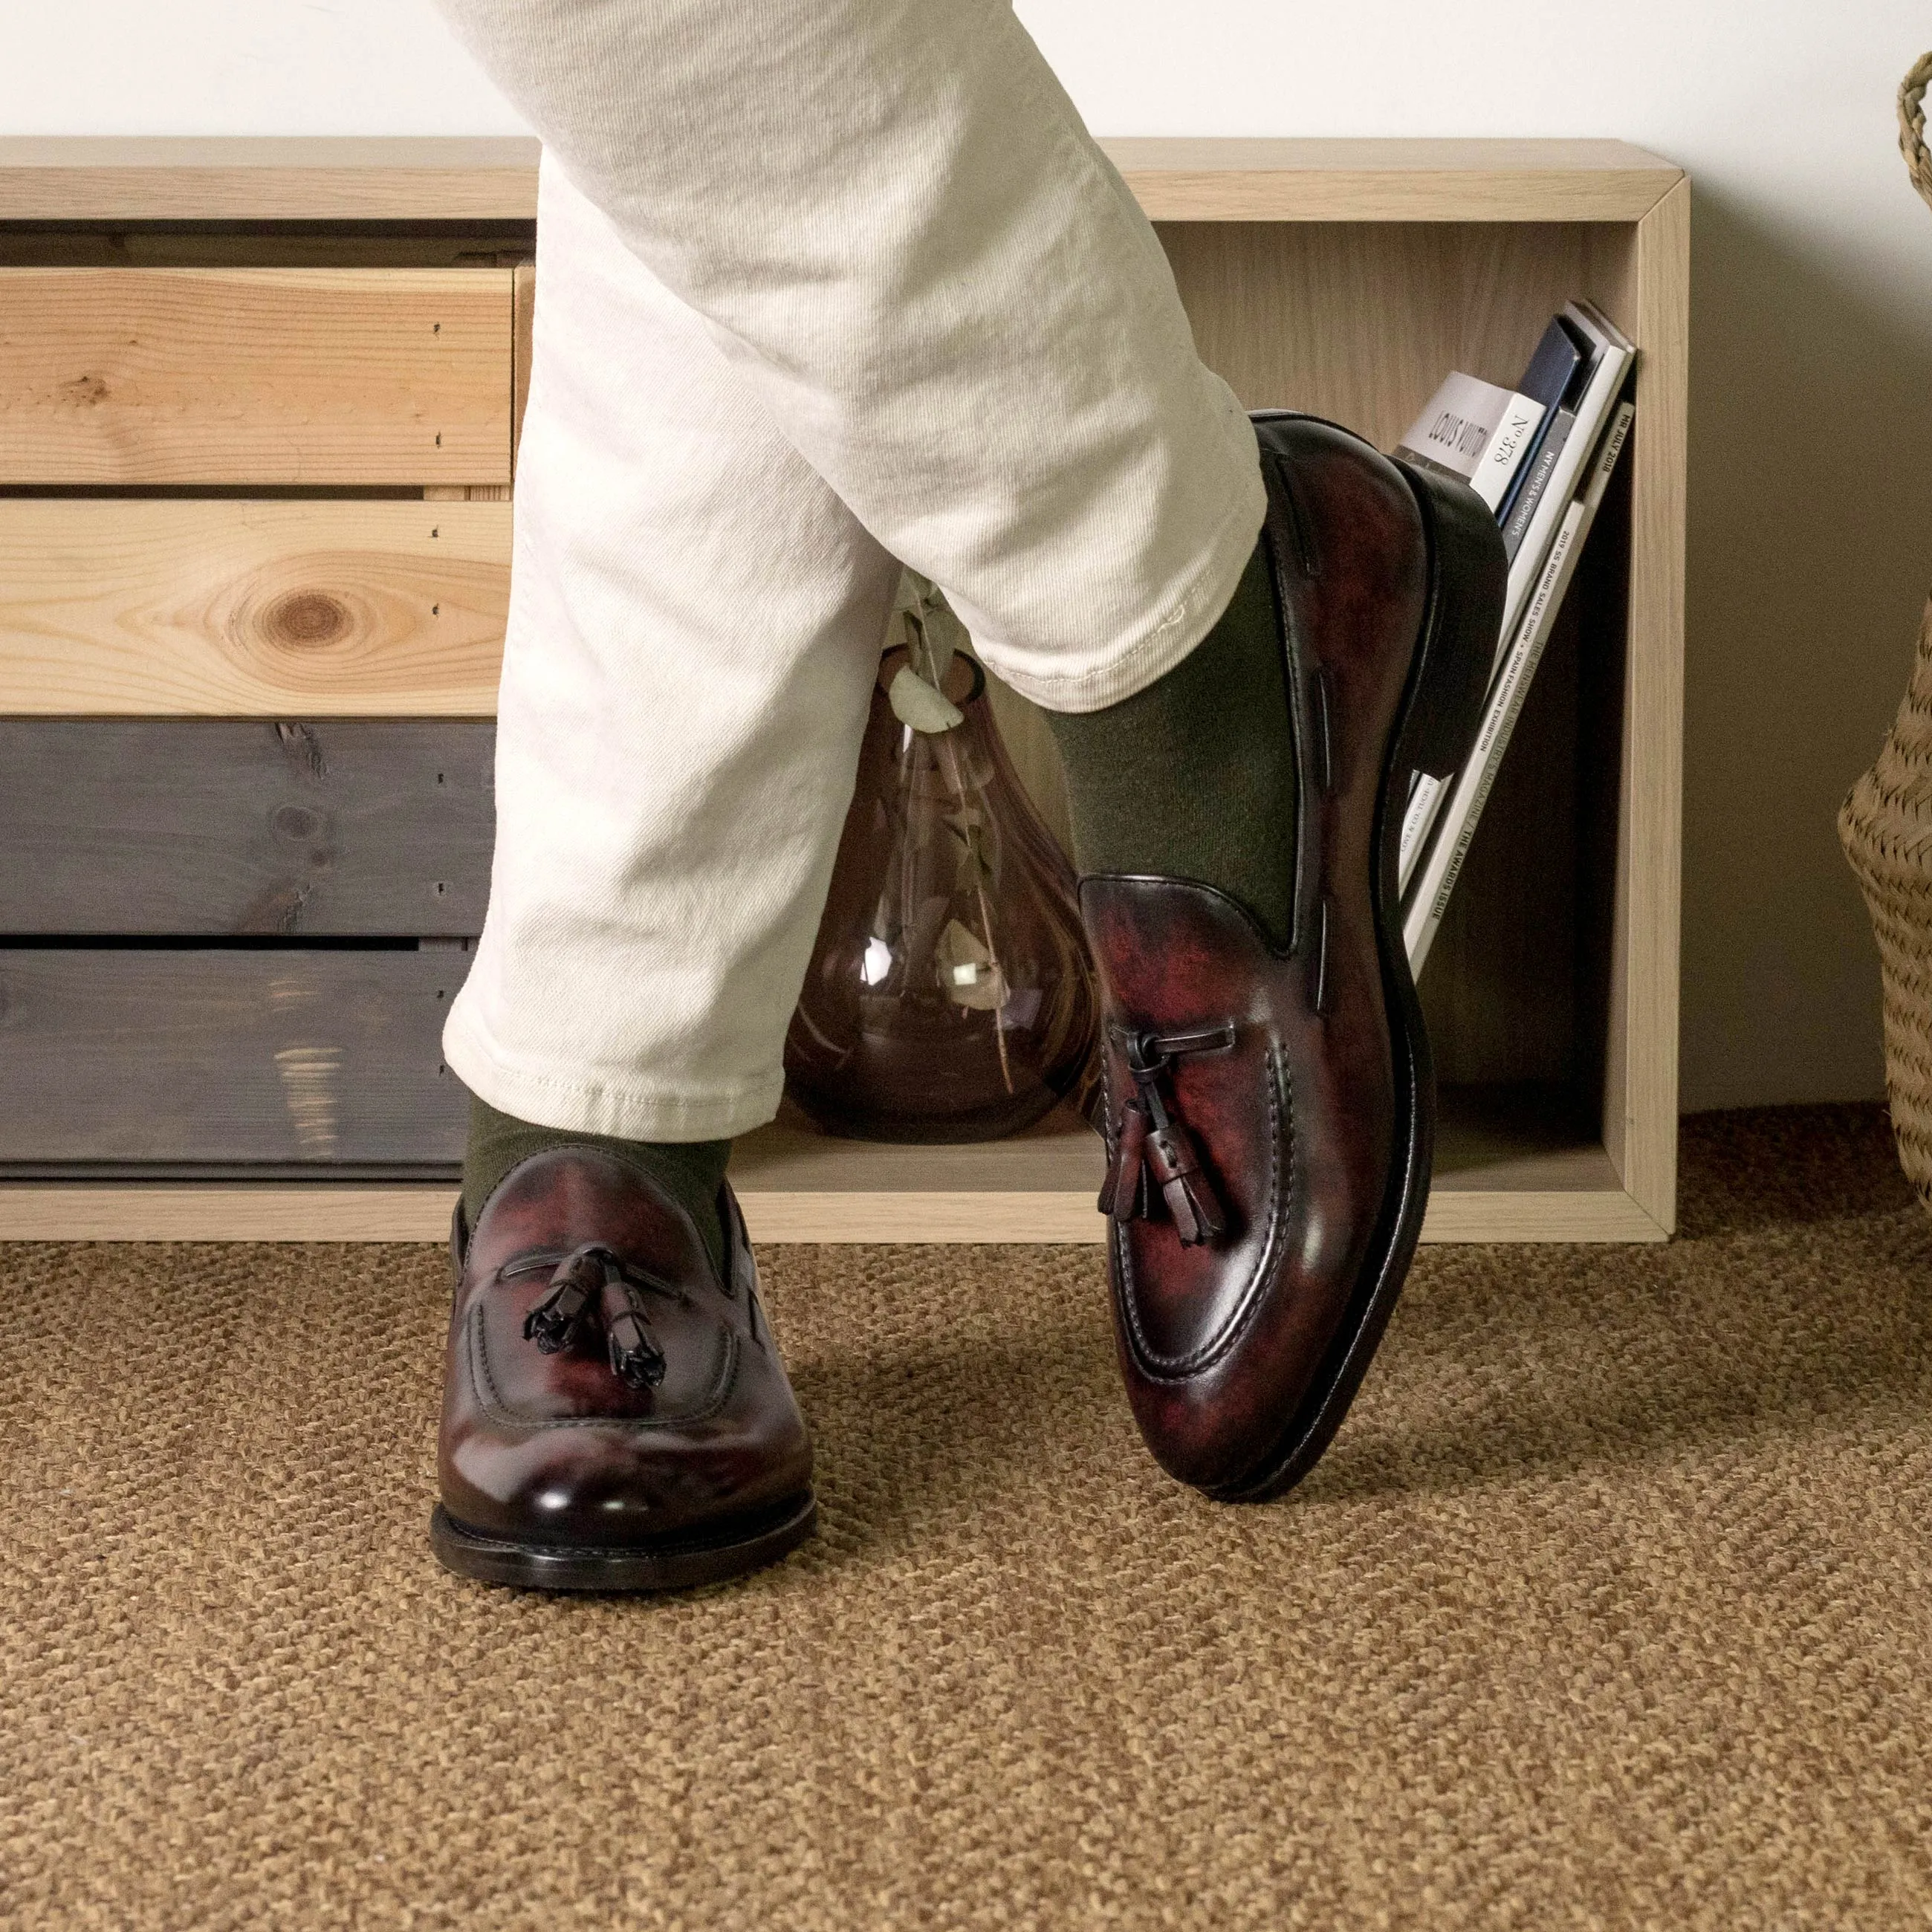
[784,646,1099,1142]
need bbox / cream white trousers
[435,0,1265,1141]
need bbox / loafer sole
[428,1490,817,1592]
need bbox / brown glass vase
[784,646,1099,1142]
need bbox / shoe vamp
[1089,884,1395,1378]
[1113,1042,1283,1367]
[471,1286,734,1425]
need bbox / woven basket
[1837,51,1932,1202]
[1904,51,1932,210]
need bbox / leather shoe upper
[438,1148,813,1548]
[1086,417,1430,1494]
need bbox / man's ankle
[461,1094,732,1277]
[1037,537,1295,946]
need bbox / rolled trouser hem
[976,466,1266,717]
[443,1013,784,1144]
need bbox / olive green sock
[461,1094,731,1277]
[1040,539,1295,947]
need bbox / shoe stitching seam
[1113,1038,1291,1381]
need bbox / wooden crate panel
[0,947,470,1165]
[0,499,508,715]
[0,719,494,936]
[0,267,513,484]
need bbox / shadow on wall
[1680,184,1932,1110]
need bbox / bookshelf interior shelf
[0,137,1686,1243]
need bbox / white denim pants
[435,0,1265,1141]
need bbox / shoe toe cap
[443,1404,813,1549]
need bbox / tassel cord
[1100,1022,1236,1247]
[506,1242,687,1387]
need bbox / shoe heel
[1389,458,1508,785]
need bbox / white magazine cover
[1395,373,1546,513]
[1402,399,1638,976]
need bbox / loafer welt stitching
[1112,1040,1293,1381]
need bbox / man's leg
[444,161,899,1163]
[430,0,1265,708]
[435,0,1303,1075]
[429,163,893,1591]
[432,4,1505,1537]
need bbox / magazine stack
[1390,302,1638,973]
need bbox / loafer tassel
[1098,1022,1234,1246]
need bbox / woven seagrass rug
[4,1103,1928,1928]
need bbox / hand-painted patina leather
[431,1147,815,1590]
[1086,413,1505,1500]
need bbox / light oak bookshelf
[0,137,1686,1245]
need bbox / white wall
[6,1,1931,1112]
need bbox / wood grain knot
[262,590,353,650]
[275,722,330,778]
[271,804,324,843]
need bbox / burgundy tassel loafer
[1086,413,1505,1500]
[430,1147,817,1590]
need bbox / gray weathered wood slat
[0,946,471,1164]
[0,720,494,935]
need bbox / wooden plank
[1419,1188,1664,1243]
[742,1184,1662,1242]
[0,499,508,716]
[0,720,494,935]
[0,1177,1663,1244]
[744,1191,1106,1242]
[1110,139,1681,223]
[1609,178,1690,1234]
[0,136,1676,226]
[0,268,513,484]
[0,231,540,272]
[0,1082,1663,1239]
[0,947,469,1166]
[512,262,537,469]
[714,1095,1657,1240]
[0,137,542,223]
[0,1184,465,1242]
[0,1080,1646,1236]
[1159,220,1616,458]
[730,1103,1108,1199]
[730,1091,1632,1197]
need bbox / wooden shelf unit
[0,137,1686,1244]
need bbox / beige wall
[1020,1,1932,1112]
[8,0,1932,1109]
[1677,189,1931,1108]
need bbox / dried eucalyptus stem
[892,570,1015,1095]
